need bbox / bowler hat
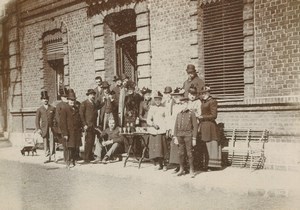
[152,91,163,98]
[171,87,185,95]
[40,90,49,100]
[113,75,121,82]
[188,85,197,96]
[86,89,96,96]
[163,86,172,94]
[200,85,211,93]
[141,87,152,95]
[186,64,196,74]
[101,81,110,89]
[68,91,76,100]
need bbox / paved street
[0,151,299,210]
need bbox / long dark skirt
[169,140,180,164]
[206,140,222,168]
[148,134,167,160]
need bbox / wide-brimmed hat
[152,91,163,98]
[67,91,76,100]
[200,85,211,93]
[186,64,196,74]
[86,89,96,96]
[163,86,172,94]
[188,85,198,96]
[171,87,185,95]
[141,87,152,95]
[40,90,49,100]
[101,81,110,89]
[113,75,121,82]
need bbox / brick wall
[149,0,192,91]
[254,0,300,97]
[20,5,95,107]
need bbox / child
[93,117,123,164]
[168,88,185,172]
[173,97,198,178]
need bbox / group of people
[35,64,222,177]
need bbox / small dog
[21,146,37,156]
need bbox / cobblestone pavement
[0,147,300,210]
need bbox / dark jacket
[54,101,68,134]
[199,96,219,141]
[100,126,123,144]
[35,105,56,138]
[183,75,204,97]
[139,99,151,126]
[79,99,98,129]
[60,104,82,148]
[174,109,198,138]
[124,93,143,124]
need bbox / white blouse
[146,104,166,135]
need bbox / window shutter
[44,31,64,61]
[203,0,244,101]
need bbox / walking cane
[65,136,70,169]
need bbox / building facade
[0,0,299,170]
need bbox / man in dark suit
[79,89,98,164]
[35,90,56,163]
[94,76,104,128]
[183,64,205,98]
[54,88,69,162]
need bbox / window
[104,9,137,82]
[203,0,244,101]
[43,30,64,101]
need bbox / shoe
[177,171,185,176]
[78,160,90,165]
[102,156,109,164]
[44,160,51,164]
[163,166,168,171]
[91,158,101,164]
[172,167,180,174]
[156,165,163,170]
[190,171,196,178]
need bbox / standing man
[94,76,104,128]
[112,75,122,125]
[79,89,98,164]
[183,64,204,98]
[118,73,129,127]
[35,90,56,163]
[54,88,69,163]
[60,90,82,168]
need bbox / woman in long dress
[199,85,221,170]
[147,91,167,170]
[167,88,185,172]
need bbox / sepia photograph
[0,0,299,209]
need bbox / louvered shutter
[44,31,64,61]
[203,0,244,101]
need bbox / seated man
[93,117,124,164]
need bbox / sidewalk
[1,147,300,198]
